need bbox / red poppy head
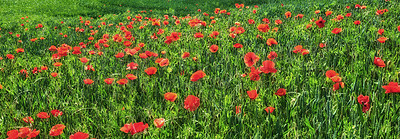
[69,132,89,139]
[285,11,292,18]
[247,90,258,100]
[37,112,50,119]
[51,109,63,117]
[117,79,128,85]
[315,17,326,28]
[182,52,190,59]
[126,74,137,80]
[354,20,361,25]
[22,116,34,124]
[190,70,206,81]
[325,70,339,78]
[382,82,400,94]
[49,124,66,136]
[266,38,278,46]
[378,29,384,35]
[275,88,286,96]
[164,92,178,102]
[104,78,114,84]
[233,43,243,48]
[184,95,200,111]
[357,95,370,105]
[257,24,270,32]
[159,59,170,67]
[126,62,139,70]
[154,118,165,128]
[331,28,342,34]
[374,57,386,67]
[259,60,277,74]
[209,45,218,53]
[267,51,278,60]
[265,107,275,113]
[83,79,94,85]
[377,37,388,43]
[145,67,157,75]
[244,52,260,67]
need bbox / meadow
[1,0,400,138]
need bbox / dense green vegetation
[1,0,400,138]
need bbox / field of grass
[1,0,400,138]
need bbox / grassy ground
[1,0,400,138]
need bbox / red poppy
[325,11,333,16]
[249,67,261,81]
[22,116,34,124]
[333,82,345,91]
[315,17,326,28]
[285,11,292,18]
[248,19,255,24]
[209,45,218,53]
[330,76,342,83]
[194,32,204,38]
[306,24,312,29]
[126,62,138,70]
[354,20,361,25]
[159,58,169,67]
[244,52,260,67]
[117,79,128,85]
[315,10,320,14]
[123,41,132,47]
[266,38,278,46]
[120,122,149,135]
[382,82,400,93]
[37,112,50,119]
[319,43,326,48]
[377,37,388,43]
[51,72,58,77]
[259,60,277,73]
[80,57,89,63]
[51,109,63,117]
[398,25,400,32]
[275,20,282,25]
[10,127,40,139]
[53,62,62,67]
[293,45,309,55]
[115,52,125,58]
[265,107,275,113]
[16,48,24,53]
[154,118,165,128]
[357,95,370,113]
[145,67,157,75]
[184,95,200,111]
[49,124,66,136]
[182,52,190,59]
[235,106,241,114]
[331,28,342,34]
[345,13,351,17]
[257,24,269,32]
[164,92,178,102]
[326,70,339,78]
[267,51,278,60]
[374,57,385,67]
[104,78,114,84]
[126,74,137,80]
[233,43,243,48]
[275,88,286,96]
[295,14,304,19]
[69,132,89,139]
[7,129,19,139]
[83,79,94,85]
[247,90,258,100]
[378,29,384,35]
[190,70,206,81]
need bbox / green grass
[1,0,400,138]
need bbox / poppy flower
[326,70,339,78]
[154,118,165,128]
[51,109,63,117]
[7,130,19,139]
[37,112,50,119]
[267,51,278,60]
[378,29,384,35]
[83,79,94,85]
[306,24,312,29]
[23,116,34,124]
[248,19,255,24]
[182,52,190,59]
[190,70,206,81]
[259,60,277,73]
[295,14,304,18]
[266,38,278,46]
[315,10,320,14]
[10,127,40,139]
[53,62,62,67]
[70,132,89,139]
[244,52,260,67]
[184,95,200,111]
[209,45,218,53]
[247,90,258,100]
[357,95,370,113]
[398,25,400,32]
[265,107,275,113]
[319,43,326,48]
[16,48,25,53]
[51,72,58,77]
[79,57,89,63]
[159,59,169,67]
[115,52,125,58]
[382,82,400,93]
[285,11,292,18]
[104,78,114,84]
[164,92,178,102]
[374,57,385,67]
[354,20,361,25]
[345,13,351,17]
[325,11,333,16]
[377,37,388,43]
[120,122,149,135]
[330,76,342,83]
[126,62,138,70]
[145,67,157,75]
[333,82,345,91]
[315,17,326,28]
[249,67,261,81]
[275,20,282,25]
[49,124,66,136]
[331,28,342,34]
[117,79,128,85]
[257,24,269,32]
[126,74,137,80]
[293,45,309,55]
[235,106,241,114]
[275,88,286,96]
[194,32,204,38]
[233,43,243,48]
